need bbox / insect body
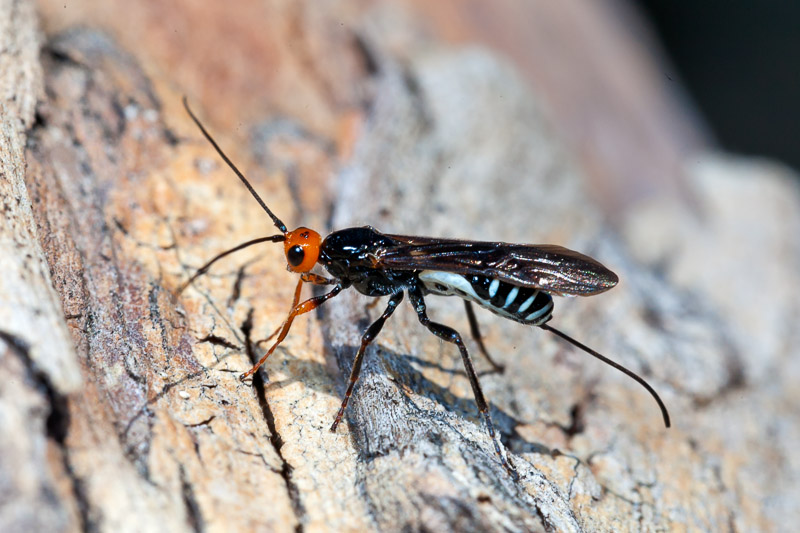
[180,98,670,478]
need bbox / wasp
[179,98,670,478]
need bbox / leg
[257,273,335,346]
[240,284,343,380]
[409,287,517,479]
[330,291,404,432]
[300,272,336,286]
[463,301,505,373]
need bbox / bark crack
[0,330,96,532]
[241,310,306,533]
[179,464,204,533]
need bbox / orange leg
[257,273,334,346]
[300,272,334,286]
[240,283,343,381]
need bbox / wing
[379,234,618,296]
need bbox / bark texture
[2,1,798,532]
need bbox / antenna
[182,96,288,234]
[178,235,285,293]
[540,323,671,428]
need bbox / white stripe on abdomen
[418,271,553,325]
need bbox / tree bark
[2,1,798,531]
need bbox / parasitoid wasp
[179,97,670,478]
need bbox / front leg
[256,273,336,346]
[241,283,343,380]
[408,286,517,479]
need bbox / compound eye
[283,226,322,273]
[287,245,305,267]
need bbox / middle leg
[330,291,404,432]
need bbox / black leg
[330,291,404,432]
[463,301,505,373]
[409,287,517,478]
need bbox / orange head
[283,227,322,272]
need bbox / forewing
[379,236,618,295]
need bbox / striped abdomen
[418,271,554,325]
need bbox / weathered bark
[2,1,798,532]
[0,1,83,531]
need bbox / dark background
[636,0,800,171]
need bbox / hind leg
[409,287,517,479]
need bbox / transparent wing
[378,235,618,296]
